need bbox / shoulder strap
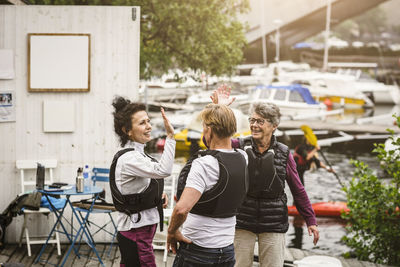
[109,148,136,211]
[196,151,228,204]
[176,149,220,200]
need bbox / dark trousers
[172,242,235,267]
[117,224,157,267]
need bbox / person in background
[167,104,248,267]
[211,87,319,267]
[293,137,334,186]
[111,96,176,267]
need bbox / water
[285,150,389,256]
[150,148,386,257]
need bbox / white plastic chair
[15,159,61,257]
[153,174,177,266]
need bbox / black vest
[176,150,248,218]
[236,136,290,233]
[110,148,165,230]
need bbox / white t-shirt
[182,148,248,248]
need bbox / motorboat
[290,78,375,109]
[249,61,400,105]
[233,83,327,120]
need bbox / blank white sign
[43,101,75,132]
[29,34,90,92]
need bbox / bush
[341,115,400,266]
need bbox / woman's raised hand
[210,84,236,105]
[161,107,174,139]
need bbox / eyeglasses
[248,117,266,126]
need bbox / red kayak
[288,202,349,217]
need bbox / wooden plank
[102,244,118,267]
[6,245,25,263]
[0,244,17,263]
[60,243,76,267]
[0,244,18,256]
[110,249,121,267]
[46,244,64,267]
[30,243,55,267]
[0,245,20,264]
[85,244,105,267]
[19,245,42,266]
[72,244,91,266]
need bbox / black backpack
[0,192,42,248]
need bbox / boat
[255,61,400,105]
[287,68,399,105]
[288,202,349,217]
[289,79,375,109]
[233,83,327,120]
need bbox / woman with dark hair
[111,96,175,267]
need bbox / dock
[279,120,399,134]
[0,243,395,267]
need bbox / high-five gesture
[161,107,174,139]
[210,84,236,106]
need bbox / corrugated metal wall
[0,5,140,243]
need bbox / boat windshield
[259,90,271,99]
[273,90,286,101]
[289,90,305,103]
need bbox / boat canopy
[253,84,319,105]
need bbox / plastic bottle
[83,164,91,189]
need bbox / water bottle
[76,167,84,193]
[83,164,91,190]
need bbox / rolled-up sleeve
[286,153,317,226]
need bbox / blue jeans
[172,242,235,267]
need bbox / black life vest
[240,136,279,197]
[176,149,248,218]
[236,135,290,233]
[109,148,165,231]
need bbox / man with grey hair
[211,87,318,267]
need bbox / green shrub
[342,115,400,265]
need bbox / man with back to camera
[167,103,249,267]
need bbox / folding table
[35,185,104,267]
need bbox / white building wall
[0,5,140,243]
